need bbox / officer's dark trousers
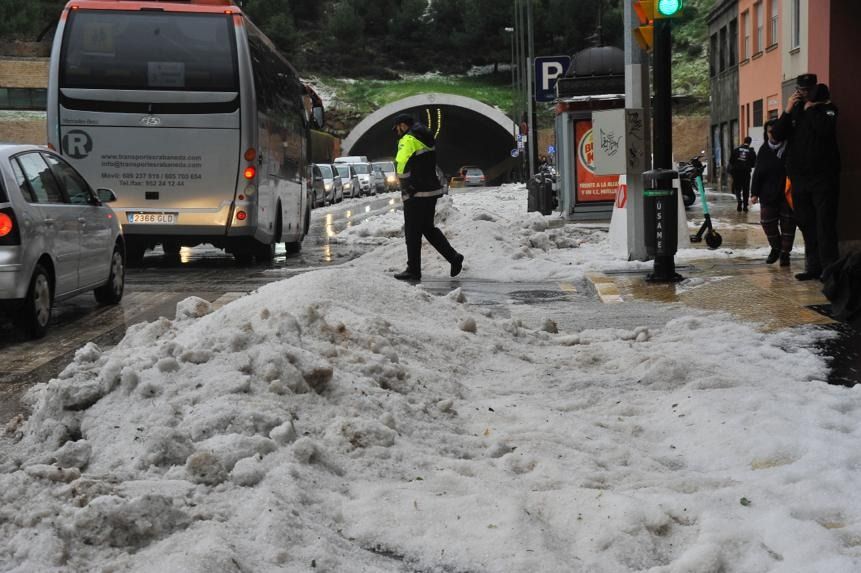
[792,176,840,276]
[404,196,457,274]
[733,171,751,207]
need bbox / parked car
[351,162,374,196]
[373,161,399,192]
[329,164,345,204]
[458,166,486,187]
[0,144,125,339]
[335,163,361,198]
[371,164,387,194]
[308,163,342,207]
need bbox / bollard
[643,169,683,282]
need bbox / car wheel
[16,264,52,339]
[94,245,125,304]
[312,191,318,209]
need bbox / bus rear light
[0,208,20,246]
[236,210,247,221]
[238,194,245,201]
[244,148,256,162]
[243,166,256,180]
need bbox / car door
[43,153,112,288]
[14,152,80,296]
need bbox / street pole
[526,0,536,178]
[505,25,516,179]
[653,19,672,171]
[623,0,651,261]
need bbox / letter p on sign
[534,56,571,102]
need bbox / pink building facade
[738,0,782,149]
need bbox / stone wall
[0,58,50,89]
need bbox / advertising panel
[574,120,618,203]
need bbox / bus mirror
[312,106,324,128]
[96,188,117,203]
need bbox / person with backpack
[728,136,757,212]
[391,114,464,282]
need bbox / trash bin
[527,174,554,216]
[643,168,683,282]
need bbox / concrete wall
[0,56,49,144]
[0,58,49,89]
[708,0,740,184]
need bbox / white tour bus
[47,0,318,264]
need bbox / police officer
[772,73,840,281]
[392,114,463,282]
[728,136,757,212]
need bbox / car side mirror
[96,188,117,203]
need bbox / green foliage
[327,1,364,48]
[0,0,65,40]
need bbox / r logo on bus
[63,130,93,159]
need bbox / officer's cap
[392,114,415,128]
[796,73,817,89]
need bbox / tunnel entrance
[342,94,519,185]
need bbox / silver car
[335,163,361,199]
[351,162,374,196]
[0,144,125,339]
[373,161,399,192]
[309,163,342,208]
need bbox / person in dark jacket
[392,114,463,282]
[751,120,796,266]
[772,74,841,281]
[728,136,757,212]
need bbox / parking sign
[534,56,571,102]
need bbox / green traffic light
[657,0,682,16]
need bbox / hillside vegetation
[1,0,714,111]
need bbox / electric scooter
[689,166,723,249]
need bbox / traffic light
[655,0,684,18]
[632,1,654,52]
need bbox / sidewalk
[586,188,860,387]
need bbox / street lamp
[504,26,517,165]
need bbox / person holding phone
[771,74,841,281]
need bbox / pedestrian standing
[751,120,796,266]
[772,74,841,281]
[391,114,464,282]
[728,136,757,212]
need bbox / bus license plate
[128,212,177,224]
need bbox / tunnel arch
[342,93,520,184]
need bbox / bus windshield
[61,11,238,92]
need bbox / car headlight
[324,183,332,191]
[344,182,352,189]
[386,176,397,183]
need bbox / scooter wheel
[705,230,723,249]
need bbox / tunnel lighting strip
[435,108,442,139]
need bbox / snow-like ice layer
[2,187,860,572]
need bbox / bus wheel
[285,241,302,254]
[126,243,146,267]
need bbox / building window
[710,33,718,76]
[768,0,778,47]
[791,0,801,48]
[0,88,47,111]
[719,26,727,71]
[753,99,764,127]
[768,109,778,120]
[741,10,750,60]
[729,18,738,65]
[747,103,751,128]
[754,2,764,54]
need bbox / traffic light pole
[646,17,683,282]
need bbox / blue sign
[534,55,571,102]
[548,145,556,154]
